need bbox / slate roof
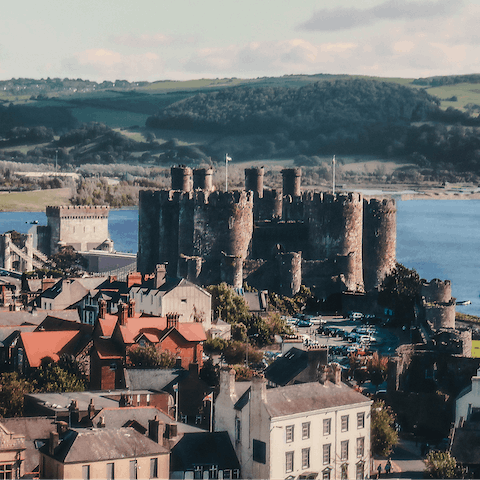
[171,431,240,472]
[0,417,55,474]
[264,381,371,418]
[264,347,309,386]
[91,407,203,436]
[93,337,123,360]
[451,423,480,464]
[124,368,189,392]
[130,277,209,297]
[0,309,79,327]
[41,427,168,463]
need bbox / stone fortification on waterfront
[138,166,397,298]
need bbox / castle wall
[307,192,364,291]
[421,279,452,304]
[362,198,396,291]
[46,205,109,254]
[138,190,161,274]
[277,252,301,297]
[425,302,456,330]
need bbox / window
[357,412,365,429]
[235,418,241,443]
[0,464,14,480]
[341,415,349,432]
[302,422,310,439]
[341,440,349,461]
[323,444,331,465]
[150,458,158,478]
[323,418,331,436]
[341,464,348,480]
[130,460,137,480]
[193,466,203,479]
[357,437,365,457]
[253,439,266,464]
[322,468,331,480]
[356,461,365,480]
[232,470,240,479]
[285,452,294,473]
[82,465,90,480]
[286,425,294,443]
[106,463,114,480]
[208,465,219,479]
[302,448,310,469]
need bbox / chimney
[188,362,199,377]
[69,399,80,425]
[49,431,59,456]
[251,373,267,404]
[166,423,178,439]
[118,302,128,326]
[98,299,107,319]
[88,399,95,420]
[220,367,236,399]
[148,416,160,443]
[154,264,167,289]
[329,363,342,385]
[318,364,328,385]
[56,421,68,435]
[167,313,179,329]
[108,275,117,283]
[127,272,143,288]
[128,299,136,318]
[97,416,106,428]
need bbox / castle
[138,166,396,299]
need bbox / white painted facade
[129,280,212,331]
[456,369,480,426]
[215,369,372,480]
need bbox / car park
[349,312,364,321]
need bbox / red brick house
[90,299,206,390]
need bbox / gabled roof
[171,432,240,472]
[264,347,309,386]
[124,368,189,392]
[130,277,211,298]
[0,417,55,474]
[40,427,168,463]
[20,331,80,367]
[264,381,371,418]
[115,316,206,345]
[91,406,165,430]
[0,309,79,327]
[96,316,118,338]
[93,337,123,360]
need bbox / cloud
[112,33,197,49]
[184,39,358,76]
[61,48,165,81]
[298,0,463,32]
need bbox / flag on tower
[226,154,232,162]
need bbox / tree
[371,400,399,457]
[206,283,251,324]
[31,358,85,393]
[50,245,88,276]
[366,352,389,386]
[0,372,33,417]
[378,263,421,326]
[424,451,465,478]
[128,345,176,368]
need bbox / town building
[215,367,372,480]
[0,422,25,479]
[39,426,169,479]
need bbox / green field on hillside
[0,188,73,211]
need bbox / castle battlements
[138,165,397,296]
[46,205,109,218]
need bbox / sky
[1,0,480,82]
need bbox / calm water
[0,201,478,315]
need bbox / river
[0,201,477,315]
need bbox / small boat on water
[457,300,472,306]
[30,220,39,224]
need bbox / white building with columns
[215,366,373,480]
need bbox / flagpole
[210,394,214,432]
[225,153,228,192]
[332,155,336,195]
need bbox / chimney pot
[49,431,59,456]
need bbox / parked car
[296,319,312,327]
[349,312,364,320]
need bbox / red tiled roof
[20,331,79,367]
[97,316,118,338]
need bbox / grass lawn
[0,188,73,212]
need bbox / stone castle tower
[138,166,396,297]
